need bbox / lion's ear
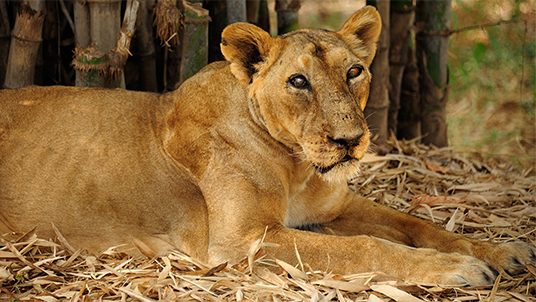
[221,23,273,85]
[338,6,382,66]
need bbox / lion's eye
[288,74,309,89]
[347,65,363,80]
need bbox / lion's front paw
[477,241,536,276]
[409,253,497,287]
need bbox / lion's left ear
[338,6,382,66]
[221,23,273,85]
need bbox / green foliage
[448,0,534,167]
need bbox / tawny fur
[0,6,534,287]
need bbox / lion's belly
[0,86,209,260]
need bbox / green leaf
[472,42,487,64]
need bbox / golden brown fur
[0,7,534,286]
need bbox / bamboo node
[155,0,182,47]
[72,46,108,75]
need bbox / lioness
[0,6,534,286]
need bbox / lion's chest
[283,171,347,228]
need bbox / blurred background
[296,0,535,168]
[1,0,534,168]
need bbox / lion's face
[251,33,373,182]
[221,7,381,182]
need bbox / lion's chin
[313,158,361,183]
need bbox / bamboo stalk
[0,1,10,86]
[178,0,210,85]
[416,0,451,147]
[88,0,121,53]
[155,0,182,90]
[397,31,421,140]
[4,2,45,88]
[73,0,138,88]
[135,0,157,91]
[155,0,181,47]
[74,0,91,86]
[246,0,260,24]
[108,0,139,78]
[88,0,122,87]
[388,0,414,136]
[364,0,390,150]
[258,0,270,33]
[275,0,301,34]
[227,0,246,24]
[74,0,90,48]
[206,0,227,62]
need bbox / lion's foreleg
[323,196,536,276]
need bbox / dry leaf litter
[1,139,535,301]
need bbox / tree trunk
[88,0,122,87]
[275,0,301,34]
[74,0,90,48]
[227,0,246,24]
[74,0,91,86]
[155,0,182,91]
[134,0,157,91]
[258,0,270,33]
[397,30,421,140]
[0,1,10,87]
[73,0,137,88]
[388,0,414,137]
[108,0,139,79]
[207,0,227,62]
[4,2,45,88]
[246,0,260,25]
[364,0,390,149]
[178,0,210,86]
[415,0,451,147]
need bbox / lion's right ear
[221,23,273,85]
[338,6,382,66]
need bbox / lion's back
[0,86,208,255]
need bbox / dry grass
[1,139,535,301]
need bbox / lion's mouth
[314,154,355,174]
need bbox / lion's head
[221,6,381,182]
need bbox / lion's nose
[327,128,364,149]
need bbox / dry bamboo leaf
[202,262,227,277]
[236,289,244,301]
[367,293,387,302]
[370,284,425,302]
[449,183,499,192]
[294,240,305,272]
[526,264,536,277]
[0,266,11,280]
[424,159,450,174]
[411,194,463,208]
[0,251,17,258]
[51,223,76,254]
[255,267,288,288]
[34,296,58,302]
[132,238,157,259]
[312,279,369,292]
[361,153,388,163]
[445,208,461,232]
[118,287,157,302]
[157,256,172,282]
[275,259,307,280]
[1,238,53,276]
[507,291,536,302]
[1,139,535,301]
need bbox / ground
[1,140,534,301]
